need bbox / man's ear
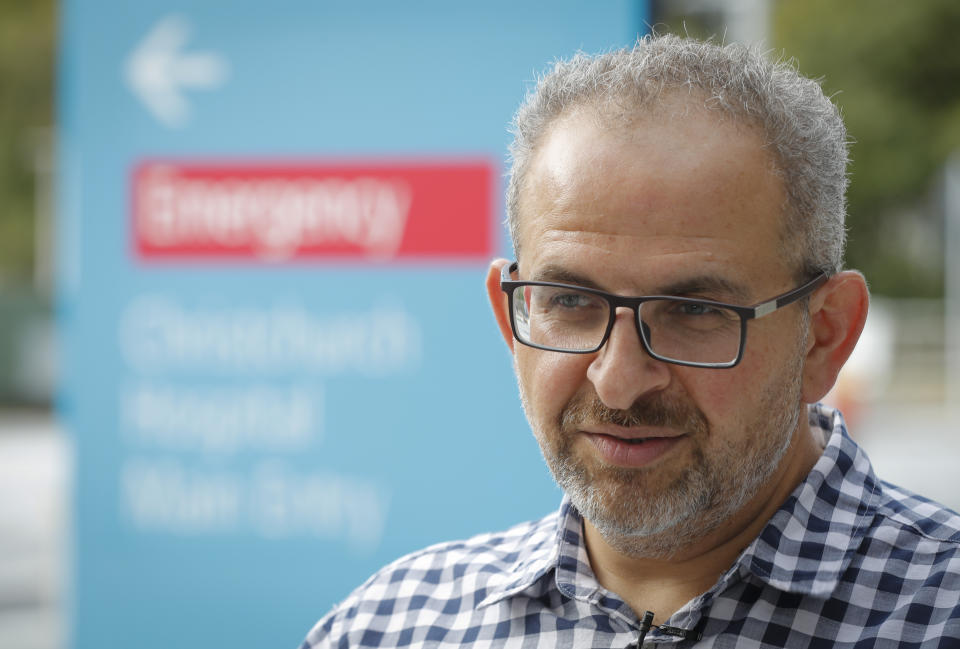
[801,271,870,403]
[486,258,515,352]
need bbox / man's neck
[581,423,824,626]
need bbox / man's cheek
[518,350,588,404]
[684,361,753,415]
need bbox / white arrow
[124,14,229,129]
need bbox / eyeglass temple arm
[750,273,829,318]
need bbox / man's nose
[586,308,671,410]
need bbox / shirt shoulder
[835,478,960,614]
[868,479,960,552]
[300,510,561,649]
[820,481,960,641]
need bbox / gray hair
[506,34,849,276]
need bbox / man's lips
[583,424,686,442]
[581,426,686,467]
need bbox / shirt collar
[479,404,880,608]
[475,506,566,608]
[738,404,880,597]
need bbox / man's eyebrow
[529,265,605,290]
[530,265,752,302]
[656,276,752,302]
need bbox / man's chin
[577,496,720,559]
[565,477,697,529]
[552,462,724,557]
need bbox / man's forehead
[514,102,792,294]
[563,103,765,172]
[524,116,781,225]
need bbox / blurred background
[1,1,958,648]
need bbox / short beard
[520,344,805,559]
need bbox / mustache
[560,393,708,435]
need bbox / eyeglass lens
[511,284,742,364]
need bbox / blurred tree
[0,0,55,286]
[774,0,960,297]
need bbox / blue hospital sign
[56,3,647,648]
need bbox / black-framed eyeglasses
[500,261,828,369]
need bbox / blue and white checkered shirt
[301,405,960,647]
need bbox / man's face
[511,104,811,557]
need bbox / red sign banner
[132,160,495,262]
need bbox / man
[301,35,960,647]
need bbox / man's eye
[678,302,717,316]
[551,293,591,309]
